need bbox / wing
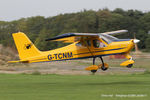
[45,33,99,43]
[45,30,128,43]
[101,30,128,36]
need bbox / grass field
[0,73,149,100]
[0,51,150,100]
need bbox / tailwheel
[126,64,133,68]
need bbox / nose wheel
[126,57,133,68]
[120,54,134,68]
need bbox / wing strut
[84,40,95,58]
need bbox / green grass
[0,74,150,100]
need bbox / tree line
[0,8,150,51]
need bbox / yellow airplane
[9,30,140,73]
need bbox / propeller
[133,33,141,53]
[133,39,140,44]
[133,32,140,44]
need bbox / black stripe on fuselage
[33,52,126,63]
[74,47,126,55]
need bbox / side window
[76,40,91,47]
[76,42,82,46]
[93,40,100,48]
[100,41,106,47]
[86,40,91,46]
[93,39,106,48]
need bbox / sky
[0,0,150,21]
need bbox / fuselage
[26,38,134,63]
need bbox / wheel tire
[126,64,133,68]
[101,66,108,71]
[91,70,97,73]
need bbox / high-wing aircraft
[9,30,140,73]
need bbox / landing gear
[90,57,97,74]
[101,66,108,71]
[99,57,108,71]
[85,57,109,74]
[91,70,97,73]
[126,57,133,68]
[120,54,134,68]
[126,64,133,68]
[90,57,108,74]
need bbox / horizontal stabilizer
[8,60,29,63]
[8,61,20,63]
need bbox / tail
[9,32,41,62]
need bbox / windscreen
[99,34,118,44]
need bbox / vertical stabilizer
[12,32,41,60]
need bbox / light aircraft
[9,30,140,73]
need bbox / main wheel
[126,64,133,68]
[91,70,97,74]
[101,66,108,71]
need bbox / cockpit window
[76,42,82,46]
[86,40,91,46]
[76,40,91,47]
[93,40,100,48]
[93,39,106,48]
[100,34,118,44]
